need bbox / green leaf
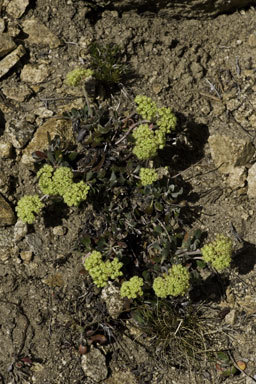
[154,202,163,212]
[154,225,163,234]
[217,351,230,364]
[221,366,237,377]
[196,260,206,269]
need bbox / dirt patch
[1,2,256,384]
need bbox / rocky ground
[1,1,256,383]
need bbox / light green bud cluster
[37,164,90,207]
[37,164,56,195]
[15,195,44,224]
[65,68,94,87]
[157,107,177,133]
[139,167,159,186]
[62,181,90,207]
[201,234,232,272]
[84,251,123,288]
[134,95,158,120]
[120,276,144,299]
[153,264,190,298]
[133,96,177,159]
[132,124,158,160]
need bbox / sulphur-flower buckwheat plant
[120,276,144,299]
[153,264,190,298]
[201,234,232,272]
[15,195,44,225]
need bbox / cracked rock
[0,45,26,79]
[81,347,108,382]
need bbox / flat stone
[2,82,32,102]
[94,0,256,19]
[5,118,35,149]
[0,33,16,58]
[0,45,26,80]
[225,166,247,189]
[20,63,50,84]
[4,0,30,18]
[22,18,61,49]
[208,134,254,174]
[224,309,236,326]
[0,194,15,226]
[105,371,138,384]
[21,118,74,164]
[81,347,108,382]
[13,219,28,242]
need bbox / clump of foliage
[132,95,177,159]
[32,132,77,167]
[201,234,232,271]
[153,264,190,298]
[88,42,128,86]
[16,164,90,223]
[131,300,228,370]
[15,195,44,225]
[120,276,144,299]
[84,250,123,288]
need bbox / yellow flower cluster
[84,251,123,288]
[65,68,94,87]
[134,95,158,120]
[132,124,158,160]
[15,195,44,224]
[120,276,144,299]
[133,95,177,159]
[37,164,90,207]
[153,265,190,298]
[201,234,232,271]
[139,168,159,186]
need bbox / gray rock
[5,118,35,149]
[20,63,51,84]
[25,233,43,255]
[0,45,26,79]
[13,219,28,242]
[101,282,124,319]
[224,309,236,326]
[81,347,108,382]
[0,33,16,58]
[22,18,61,49]
[4,0,30,18]
[208,134,254,174]
[226,166,247,189]
[0,194,15,226]
[90,0,254,19]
